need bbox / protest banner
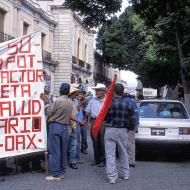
[0,31,47,158]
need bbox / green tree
[97,8,145,70]
[131,0,190,111]
[64,0,122,27]
[96,8,180,88]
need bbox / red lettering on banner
[16,135,25,150]
[13,101,20,116]
[1,71,9,83]
[17,55,26,68]
[21,101,31,115]
[8,42,18,55]
[27,70,35,82]
[8,118,19,134]
[6,56,15,69]
[21,84,31,97]
[10,70,19,83]
[0,58,3,69]
[19,70,26,81]
[0,119,8,134]
[0,101,11,117]
[32,100,42,115]
[28,54,35,67]
[12,84,19,97]
[5,136,14,151]
[20,117,31,133]
[32,117,42,132]
[20,36,31,53]
[26,134,37,149]
[0,33,46,157]
[1,84,9,98]
[36,70,44,82]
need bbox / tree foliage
[131,0,190,82]
[97,8,145,69]
[96,7,180,88]
[64,0,122,27]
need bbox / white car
[136,100,190,152]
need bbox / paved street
[1,136,190,190]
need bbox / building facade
[0,0,95,96]
[0,0,58,95]
[36,0,95,95]
[94,51,115,86]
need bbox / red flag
[92,74,117,139]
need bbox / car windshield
[139,102,189,119]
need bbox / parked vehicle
[136,100,190,152]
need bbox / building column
[13,1,21,37]
[52,8,74,96]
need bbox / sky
[117,0,130,16]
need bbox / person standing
[104,83,136,184]
[124,91,139,168]
[86,84,106,167]
[41,83,84,181]
[68,87,80,169]
[75,89,88,157]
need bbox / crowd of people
[0,82,144,184]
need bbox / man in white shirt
[86,84,106,167]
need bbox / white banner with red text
[0,31,47,158]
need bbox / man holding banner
[86,84,106,167]
[104,83,136,184]
[41,83,85,181]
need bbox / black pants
[81,125,88,151]
[90,120,105,163]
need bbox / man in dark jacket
[104,83,136,184]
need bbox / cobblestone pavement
[1,139,190,190]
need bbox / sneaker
[129,164,135,168]
[91,162,100,166]
[69,163,78,169]
[109,179,116,184]
[60,175,64,180]
[45,176,62,182]
[81,150,88,154]
[122,176,129,180]
[98,162,106,167]
[77,161,84,165]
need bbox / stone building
[0,0,95,96]
[94,51,115,86]
[0,0,58,95]
[36,0,95,95]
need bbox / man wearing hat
[41,83,84,181]
[86,83,106,167]
[124,89,139,168]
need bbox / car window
[139,102,188,119]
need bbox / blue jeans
[80,125,88,151]
[76,125,81,161]
[48,123,69,177]
[68,129,77,164]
